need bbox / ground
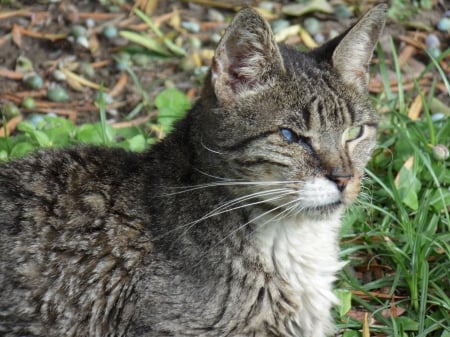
[0,1,447,130]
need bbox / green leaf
[120,30,171,56]
[396,166,421,210]
[121,134,147,152]
[393,316,419,331]
[17,121,37,133]
[32,130,51,147]
[76,123,104,144]
[429,188,450,212]
[0,150,8,161]
[133,8,186,56]
[155,88,190,120]
[10,142,35,158]
[335,289,353,317]
[342,331,361,337]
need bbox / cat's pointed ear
[211,8,285,105]
[314,4,387,92]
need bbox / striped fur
[0,5,386,337]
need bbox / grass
[0,11,449,337]
[336,43,450,337]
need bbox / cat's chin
[301,201,344,218]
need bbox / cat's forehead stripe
[294,87,355,131]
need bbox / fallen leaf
[12,24,22,47]
[282,0,333,16]
[362,312,370,337]
[407,94,423,120]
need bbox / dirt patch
[0,1,448,128]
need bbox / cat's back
[0,146,154,336]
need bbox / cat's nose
[328,174,352,192]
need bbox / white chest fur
[254,211,345,337]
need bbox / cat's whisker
[192,167,235,182]
[153,188,297,241]
[200,136,224,155]
[175,190,297,238]
[161,180,304,197]
[206,197,302,250]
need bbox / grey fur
[0,5,387,337]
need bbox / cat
[0,4,387,337]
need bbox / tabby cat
[0,4,387,337]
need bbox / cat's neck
[251,210,345,336]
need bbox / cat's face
[197,6,386,216]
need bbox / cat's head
[196,5,387,216]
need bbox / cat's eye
[343,126,364,142]
[279,128,313,152]
[280,128,298,143]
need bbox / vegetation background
[0,0,449,336]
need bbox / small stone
[23,73,43,89]
[47,86,69,102]
[102,25,118,39]
[314,33,325,44]
[431,113,445,122]
[15,56,33,73]
[271,19,290,34]
[70,24,88,38]
[207,8,224,22]
[210,33,222,44]
[76,36,89,48]
[22,97,36,109]
[181,21,200,33]
[425,33,440,49]
[432,144,449,161]
[2,103,20,118]
[329,29,339,39]
[437,17,450,31]
[334,4,352,19]
[85,18,95,28]
[304,17,320,35]
[78,62,95,78]
[258,1,274,11]
[52,69,66,81]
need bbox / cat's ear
[211,8,285,105]
[313,4,387,92]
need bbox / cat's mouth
[301,200,343,214]
[250,177,345,215]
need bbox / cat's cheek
[342,178,362,205]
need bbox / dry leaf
[362,312,370,337]
[408,94,423,120]
[12,24,22,47]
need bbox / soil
[0,1,448,128]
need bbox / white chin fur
[297,177,340,208]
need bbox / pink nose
[328,174,352,191]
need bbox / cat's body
[0,5,386,337]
